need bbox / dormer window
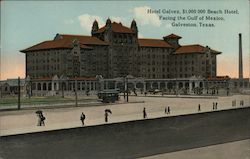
[163,34,182,48]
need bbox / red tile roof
[20,39,73,52]
[20,34,108,52]
[164,34,182,39]
[174,44,221,54]
[59,34,108,45]
[96,22,134,33]
[138,39,172,48]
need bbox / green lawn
[0,96,98,106]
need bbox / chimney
[239,33,243,79]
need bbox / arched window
[37,83,41,90]
[48,83,52,91]
[43,83,47,90]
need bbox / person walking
[105,111,108,122]
[143,107,147,119]
[167,106,171,114]
[40,112,46,126]
[215,102,218,110]
[212,102,215,110]
[80,112,86,126]
[37,113,41,126]
[198,104,201,112]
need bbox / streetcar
[97,89,120,103]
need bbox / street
[1,107,249,159]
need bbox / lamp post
[18,77,21,110]
[123,75,129,102]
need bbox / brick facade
[21,19,221,79]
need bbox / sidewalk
[0,95,249,136]
[140,139,250,159]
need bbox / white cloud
[78,14,105,32]
[133,6,161,27]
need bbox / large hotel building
[21,19,221,79]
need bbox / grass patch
[0,96,98,106]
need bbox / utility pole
[29,80,32,98]
[126,77,128,102]
[18,77,21,110]
[0,83,2,98]
[61,81,64,98]
[75,80,78,107]
[123,77,126,100]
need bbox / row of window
[28,65,61,71]
[28,58,61,64]
[140,47,171,53]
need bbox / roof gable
[96,22,134,34]
[164,34,182,39]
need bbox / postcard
[0,0,249,159]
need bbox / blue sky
[1,0,249,80]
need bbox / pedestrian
[212,102,215,110]
[37,113,42,126]
[215,102,218,110]
[40,113,46,126]
[80,112,86,126]
[105,111,108,122]
[198,104,201,112]
[165,107,167,114]
[167,106,170,114]
[242,100,244,106]
[143,107,147,119]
